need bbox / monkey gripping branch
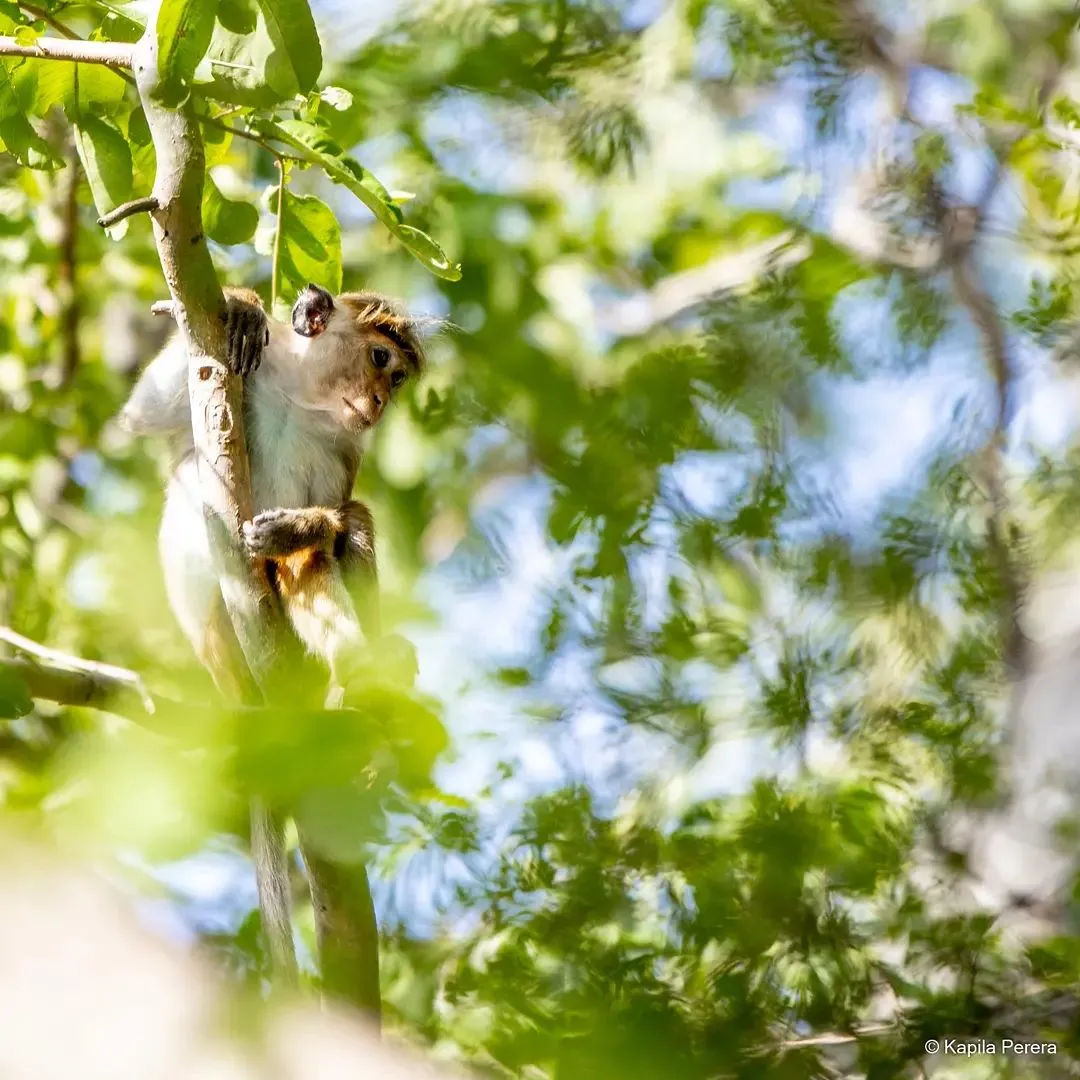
[0,0,457,1021]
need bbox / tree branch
[130,8,300,986]
[596,233,811,338]
[299,839,382,1021]
[0,35,131,66]
[0,625,154,712]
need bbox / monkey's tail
[250,797,298,986]
[200,596,299,986]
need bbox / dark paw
[242,508,306,558]
[225,300,269,377]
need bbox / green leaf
[71,113,134,221]
[269,187,342,302]
[218,0,258,33]
[203,174,258,246]
[12,59,127,118]
[198,0,320,106]
[13,24,37,46]
[0,666,32,720]
[257,0,322,93]
[259,119,462,281]
[155,0,217,104]
[0,62,56,169]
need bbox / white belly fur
[160,381,357,653]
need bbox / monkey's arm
[120,288,270,435]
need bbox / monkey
[120,283,425,694]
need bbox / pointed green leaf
[12,59,127,118]
[257,0,321,92]
[258,119,462,281]
[71,113,134,221]
[198,0,320,106]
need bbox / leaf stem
[272,158,288,311]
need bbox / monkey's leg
[243,503,415,687]
[244,503,373,686]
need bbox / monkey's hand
[224,296,270,378]
[242,507,337,558]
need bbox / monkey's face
[289,284,418,435]
[326,332,411,433]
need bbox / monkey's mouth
[342,396,371,428]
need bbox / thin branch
[17,2,80,39]
[778,1024,892,1049]
[596,233,811,338]
[98,195,159,228]
[0,35,132,66]
[0,625,154,712]
[199,113,303,163]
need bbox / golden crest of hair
[339,290,438,374]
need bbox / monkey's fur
[121,283,424,692]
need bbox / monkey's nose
[372,391,383,409]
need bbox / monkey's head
[290,284,425,435]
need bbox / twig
[98,195,159,228]
[596,233,811,338]
[0,35,132,66]
[17,2,80,40]
[779,1024,892,1049]
[199,113,303,163]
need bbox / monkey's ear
[292,283,335,338]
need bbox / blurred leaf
[0,666,32,719]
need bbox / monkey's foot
[225,299,270,377]
[242,507,333,558]
[370,633,419,687]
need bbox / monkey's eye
[391,369,406,388]
[371,345,390,369]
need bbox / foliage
[3,0,1080,1077]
